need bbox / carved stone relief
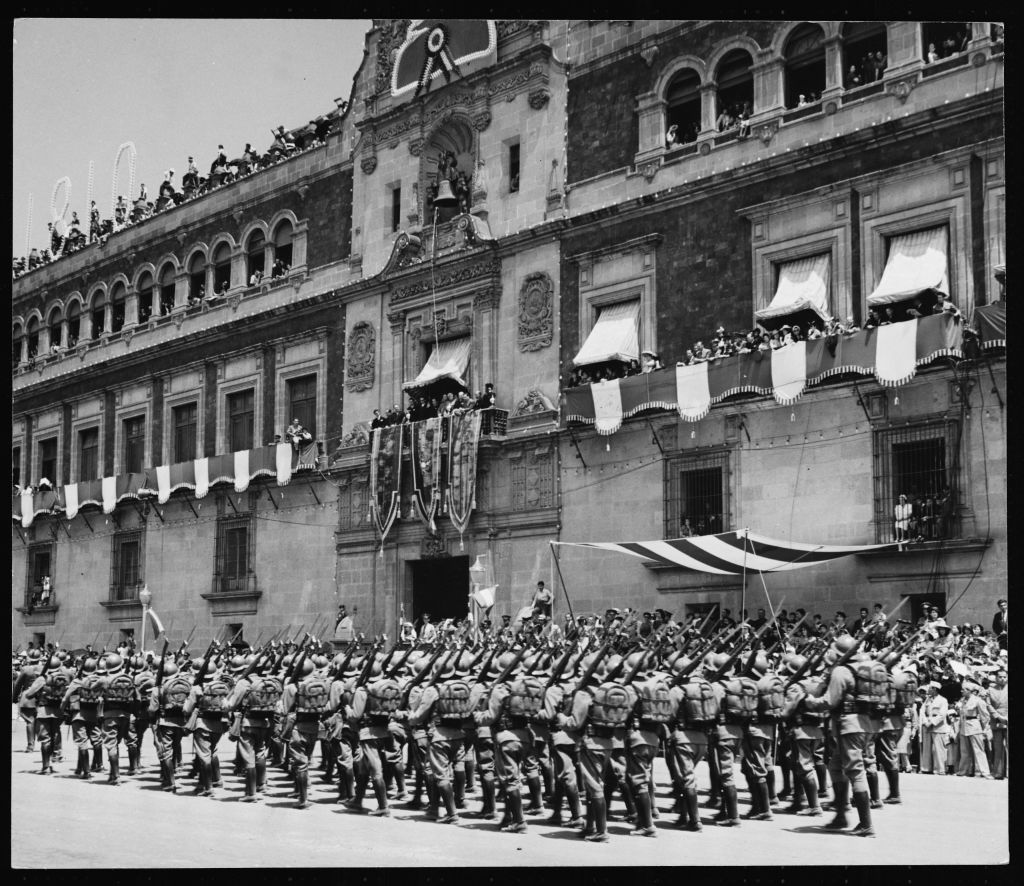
[346,321,376,392]
[517,272,554,352]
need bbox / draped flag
[369,425,404,553]
[392,20,497,102]
[147,607,165,638]
[410,416,442,531]
[554,530,906,575]
[445,410,482,548]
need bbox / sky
[12,18,373,258]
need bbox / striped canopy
[554,530,904,575]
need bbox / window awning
[404,336,471,390]
[572,301,640,367]
[756,253,831,322]
[868,226,949,306]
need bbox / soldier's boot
[438,782,460,823]
[393,761,408,800]
[91,747,103,771]
[585,797,610,842]
[295,771,312,809]
[579,802,596,838]
[188,757,199,779]
[370,777,391,816]
[742,776,763,818]
[126,747,138,775]
[883,769,902,804]
[501,789,527,833]
[465,756,476,794]
[716,785,740,826]
[409,767,424,807]
[454,768,467,809]
[40,745,52,774]
[684,789,703,831]
[619,776,637,822]
[426,779,441,820]
[210,756,223,788]
[766,768,779,807]
[546,780,565,824]
[778,762,792,800]
[867,771,883,809]
[480,773,497,820]
[78,749,91,778]
[603,782,616,818]
[786,775,806,812]
[193,759,210,795]
[24,723,34,753]
[254,759,267,793]
[53,728,63,761]
[317,740,329,771]
[815,763,829,797]
[173,745,182,770]
[823,780,850,829]
[798,773,822,815]
[525,775,544,814]
[850,790,875,836]
[753,778,774,820]
[108,753,122,786]
[564,782,584,827]
[631,786,656,836]
[542,757,555,798]
[239,768,258,801]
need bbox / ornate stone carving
[517,272,554,352]
[511,388,556,417]
[496,20,534,39]
[754,119,779,145]
[374,19,410,92]
[360,154,378,175]
[408,136,425,157]
[173,312,185,329]
[472,110,492,131]
[336,423,371,450]
[421,534,449,559]
[390,259,501,305]
[346,321,376,391]
[510,447,554,511]
[824,100,838,116]
[122,327,134,346]
[640,161,659,183]
[473,288,500,310]
[528,88,551,110]
[885,77,917,104]
[640,44,659,67]
[227,291,242,311]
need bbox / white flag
[472,585,497,609]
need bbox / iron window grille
[872,419,961,543]
[665,449,731,539]
[13,446,21,488]
[214,514,255,594]
[38,437,58,484]
[110,529,145,601]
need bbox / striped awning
[756,253,831,322]
[573,301,640,367]
[406,336,472,390]
[554,530,905,575]
[868,226,949,305]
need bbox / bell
[434,178,458,207]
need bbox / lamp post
[139,584,152,652]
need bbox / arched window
[110,282,127,333]
[784,23,826,109]
[48,307,64,351]
[90,292,106,337]
[212,242,232,294]
[188,252,206,301]
[26,316,40,359]
[137,272,154,324]
[422,118,475,224]
[841,22,888,88]
[13,323,24,369]
[922,22,972,63]
[272,221,293,274]
[715,50,754,124]
[665,68,702,146]
[246,230,265,282]
[158,264,176,315]
[67,302,81,346]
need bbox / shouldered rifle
[670,625,740,686]
[177,626,197,662]
[566,638,614,702]
[191,639,219,688]
[399,642,449,708]
[239,648,266,682]
[708,616,781,682]
[472,638,505,683]
[784,629,838,688]
[489,640,530,686]
[376,637,400,676]
[546,636,586,689]
[155,639,170,691]
[877,625,928,667]
[356,636,385,687]
[331,638,362,679]
[386,641,420,680]
[286,636,313,685]
[764,611,813,657]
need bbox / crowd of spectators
[844,49,888,88]
[926,28,972,64]
[369,384,497,428]
[12,110,344,281]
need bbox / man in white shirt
[894,493,913,541]
[418,613,437,644]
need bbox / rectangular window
[78,427,99,481]
[873,420,961,543]
[25,542,54,609]
[509,143,521,193]
[665,450,730,538]
[111,530,144,601]
[123,416,146,474]
[215,515,254,593]
[227,389,255,452]
[12,446,21,488]
[287,374,318,438]
[391,185,402,232]
[172,402,198,463]
[38,437,57,484]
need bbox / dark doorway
[411,556,470,625]
[904,592,946,624]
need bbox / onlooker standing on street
[987,670,1008,778]
[418,613,437,644]
[958,682,993,778]
[992,598,1007,649]
[920,682,950,775]
[531,581,553,620]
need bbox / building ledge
[201,589,262,617]
[14,605,59,625]
[98,599,143,623]
[858,537,993,559]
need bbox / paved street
[11,717,1008,868]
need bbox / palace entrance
[410,556,470,625]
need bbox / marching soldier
[742,651,786,820]
[182,655,236,797]
[875,661,918,803]
[98,653,138,785]
[628,654,674,837]
[127,655,156,775]
[61,657,102,779]
[778,653,825,815]
[279,655,332,808]
[13,648,42,753]
[149,658,192,792]
[709,652,755,827]
[23,655,69,774]
[344,657,400,816]
[224,654,284,801]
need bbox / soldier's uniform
[225,663,284,800]
[546,673,584,828]
[149,661,192,792]
[60,661,102,778]
[628,667,675,836]
[279,659,333,808]
[778,655,826,815]
[710,656,758,826]
[183,664,235,796]
[742,656,786,820]
[13,651,42,752]
[98,655,138,785]
[875,666,918,803]
[127,660,156,774]
[475,675,528,832]
[24,659,69,774]
[666,658,720,831]
[345,670,401,815]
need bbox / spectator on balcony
[935,294,962,320]
[874,50,887,78]
[249,268,263,287]
[880,307,896,325]
[737,103,752,138]
[183,157,200,192]
[894,493,913,541]
[238,143,256,175]
[865,308,882,329]
[476,383,496,410]
[796,94,809,108]
[640,350,662,373]
[286,417,312,452]
[846,65,863,89]
[716,106,735,132]
[312,116,331,143]
[369,409,387,430]
[271,258,288,279]
[905,298,926,319]
[928,43,940,63]
[665,124,679,149]
[114,195,128,227]
[270,125,295,159]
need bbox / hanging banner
[410,416,442,530]
[369,424,404,550]
[445,410,482,547]
[391,20,497,103]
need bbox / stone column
[174,270,189,309]
[38,326,51,354]
[473,288,500,390]
[291,221,309,274]
[822,36,845,103]
[884,21,924,77]
[750,57,785,121]
[125,285,139,327]
[230,246,246,292]
[80,309,93,342]
[635,91,668,160]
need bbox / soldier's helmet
[749,652,770,676]
[599,654,623,681]
[495,651,518,673]
[298,658,316,677]
[825,634,858,665]
[281,654,294,670]
[48,656,62,669]
[454,652,475,676]
[190,658,205,673]
[412,656,434,677]
[709,652,731,673]
[162,661,179,677]
[332,653,347,669]
[781,654,807,676]
[670,655,693,678]
[312,654,329,670]
[105,653,124,673]
[27,649,41,661]
[229,655,248,674]
[129,655,145,671]
[343,656,363,677]
[624,651,646,672]
[95,657,108,675]
[368,660,384,679]
[82,658,98,674]
[530,653,554,677]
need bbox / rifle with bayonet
[397,640,450,709]
[176,626,197,663]
[764,611,813,657]
[708,613,784,682]
[355,636,385,688]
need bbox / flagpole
[747,535,785,646]
[740,529,748,626]
[549,542,576,626]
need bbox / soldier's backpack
[40,670,70,706]
[162,675,192,712]
[756,673,787,722]
[588,682,635,729]
[244,675,284,716]
[436,679,474,721]
[892,670,918,716]
[637,677,674,724]
[721,676,759,724]
[507,675,547,721]
[794,676,828,725]
[295,676,331,714]
[78,674,104,706]
[681,676,720,727]
[367,678,403,716]
[849,660,892,717]
[198,677,232,713]
[104,672,136,705]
